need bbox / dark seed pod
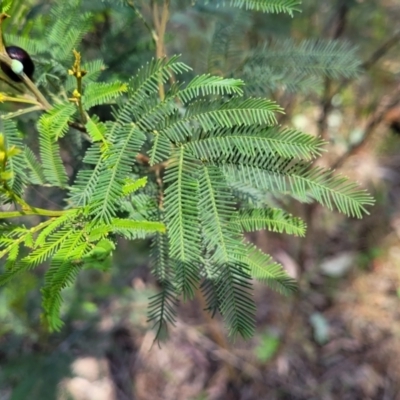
[0,46,35,82]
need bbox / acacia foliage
[0,0,373,339]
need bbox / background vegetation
[0,0,400,399]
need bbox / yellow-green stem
[0,208,69,219]
[77,75,86,124]
[1,105,42,120]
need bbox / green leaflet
[85,115,109,149]
[122,177,148,196]
[82,239,115,262]
[0,0,13,13]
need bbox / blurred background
[1,0,400,399]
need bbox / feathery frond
[89,123,146,222]
[127,56,191,106]
[161,98,282,143]
[149,132,172,166]
[222,162,374,218]
[207,13,250,77]
[37,111,69,187]
[148,232,178,339]
[244,244,297,295]
[85,115,110,151]
[83,81,128,110]
[245,40,361,85]
[48,0,93,61]
[235,208,306,236]
[217,261,256,338]
[164,148,201,299]
[185,126,325,162]
[41,230,89,330]
[207,25,362,95]
[68,145,103,206]
[108,218,165,239]
[201,0,301,16]
[24,147,47,185]
[198,165,256,337]
[177,75,244,102]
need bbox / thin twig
[1,105,42,120]
[332,84,400,170]
[0,75,25,93]
[126,0,158,45]
[317,78,334,141]
[151,0,161,33]
[317,3,349,141]
[319,30,400,130]
[68,120,87,133]
[361,30,400,71]
[151,0,171,100]
[155,164,164,209]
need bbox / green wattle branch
[0,184,70,219]
[0,208,69,219]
